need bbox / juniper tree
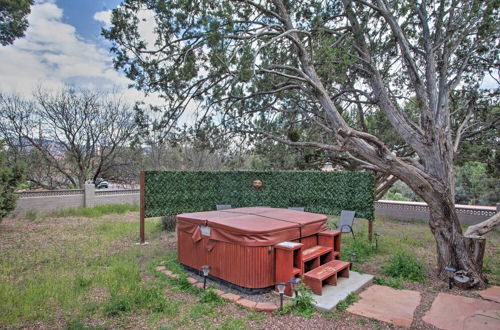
[104,0,499,287]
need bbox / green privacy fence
[143,170,375,220]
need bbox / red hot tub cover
[176,207,328,247]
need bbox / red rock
[187,277,198,284]
[237,298,257,309]
[221,293,241,302]
[255,302,278,312]
[214,289,225,296]
[422,293,500,330]
[477,286,500,303]
[347,285,421,328]
[463,309,500,330]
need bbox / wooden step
[303,260,350,295]
[302,245,333,262]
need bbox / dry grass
[0,210,498,329]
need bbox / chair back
[288,207,305,211]
[216,204,232,210]
[339,210,356,232]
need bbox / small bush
[336,292,359,312]
[277,283,316,318]
[161,215,176,231]
[373,276,404,289]
[103,294,132,316]
[383,249,426,282]
[341,237,376,263]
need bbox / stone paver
[255,302,278,312]
[187,277,197,284]
[156,265,166,272]
[221,293,241,302]
[194,282,204,289]
[313,270,373,311]
[478,286,500,303]
[347,285,421,328]
[463,309,500,330]
[422,293,500,330]
[237,298,257,309]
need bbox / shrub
[277,283,316,318]
[0,144,25,221]
[161,215,176,231]
[383,249,426,282]
[373,276,404,289]
[341,236,376,263]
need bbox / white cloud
[0,1,195,124]
[94,10,112,28]
[0,2,128,97]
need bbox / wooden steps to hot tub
[303,260,350,295]
[274,230,349,296]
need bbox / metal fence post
[140,171,146,244]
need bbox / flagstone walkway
[346,285,500,329]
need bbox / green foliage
[161,215,177,231]
[0,144,25,220]
[46,203,138,219]
[336,292,359,312]
[277,283,316,318]
[145,170,374,220]
[199,288,225,306]
[63,318,105,330]
[341,236,377,263]
[373,276,404,289]
[383,249,426,282]
[0,0,33,46]
[455,161,499,205]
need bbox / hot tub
[176,207,328,291]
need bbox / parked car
[95,178,109,189]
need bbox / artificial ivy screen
[144,170,374,220]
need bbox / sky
[0,0,154,104]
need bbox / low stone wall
[13,184,139,216]
[375,200,499,229]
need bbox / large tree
[0,88,136,188]
[0,0,33,46]
[105,0,499,287]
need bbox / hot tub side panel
[177,230,275,289]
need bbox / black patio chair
[288,207,305,211]
[216,204,232,210]
[332,210,356,239]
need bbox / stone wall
[375,200,499,229]
[13,185,139,216]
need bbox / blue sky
[0,0,150,102]
[56,0,122,42]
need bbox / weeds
[336,292,359,312]
[276,283,316,318]
[373,276,404,289]
[25,210,38,221]
[383,249,426,282]
[200,288,225,306]
[45,203,139,219]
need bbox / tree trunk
[426,194,488,288]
